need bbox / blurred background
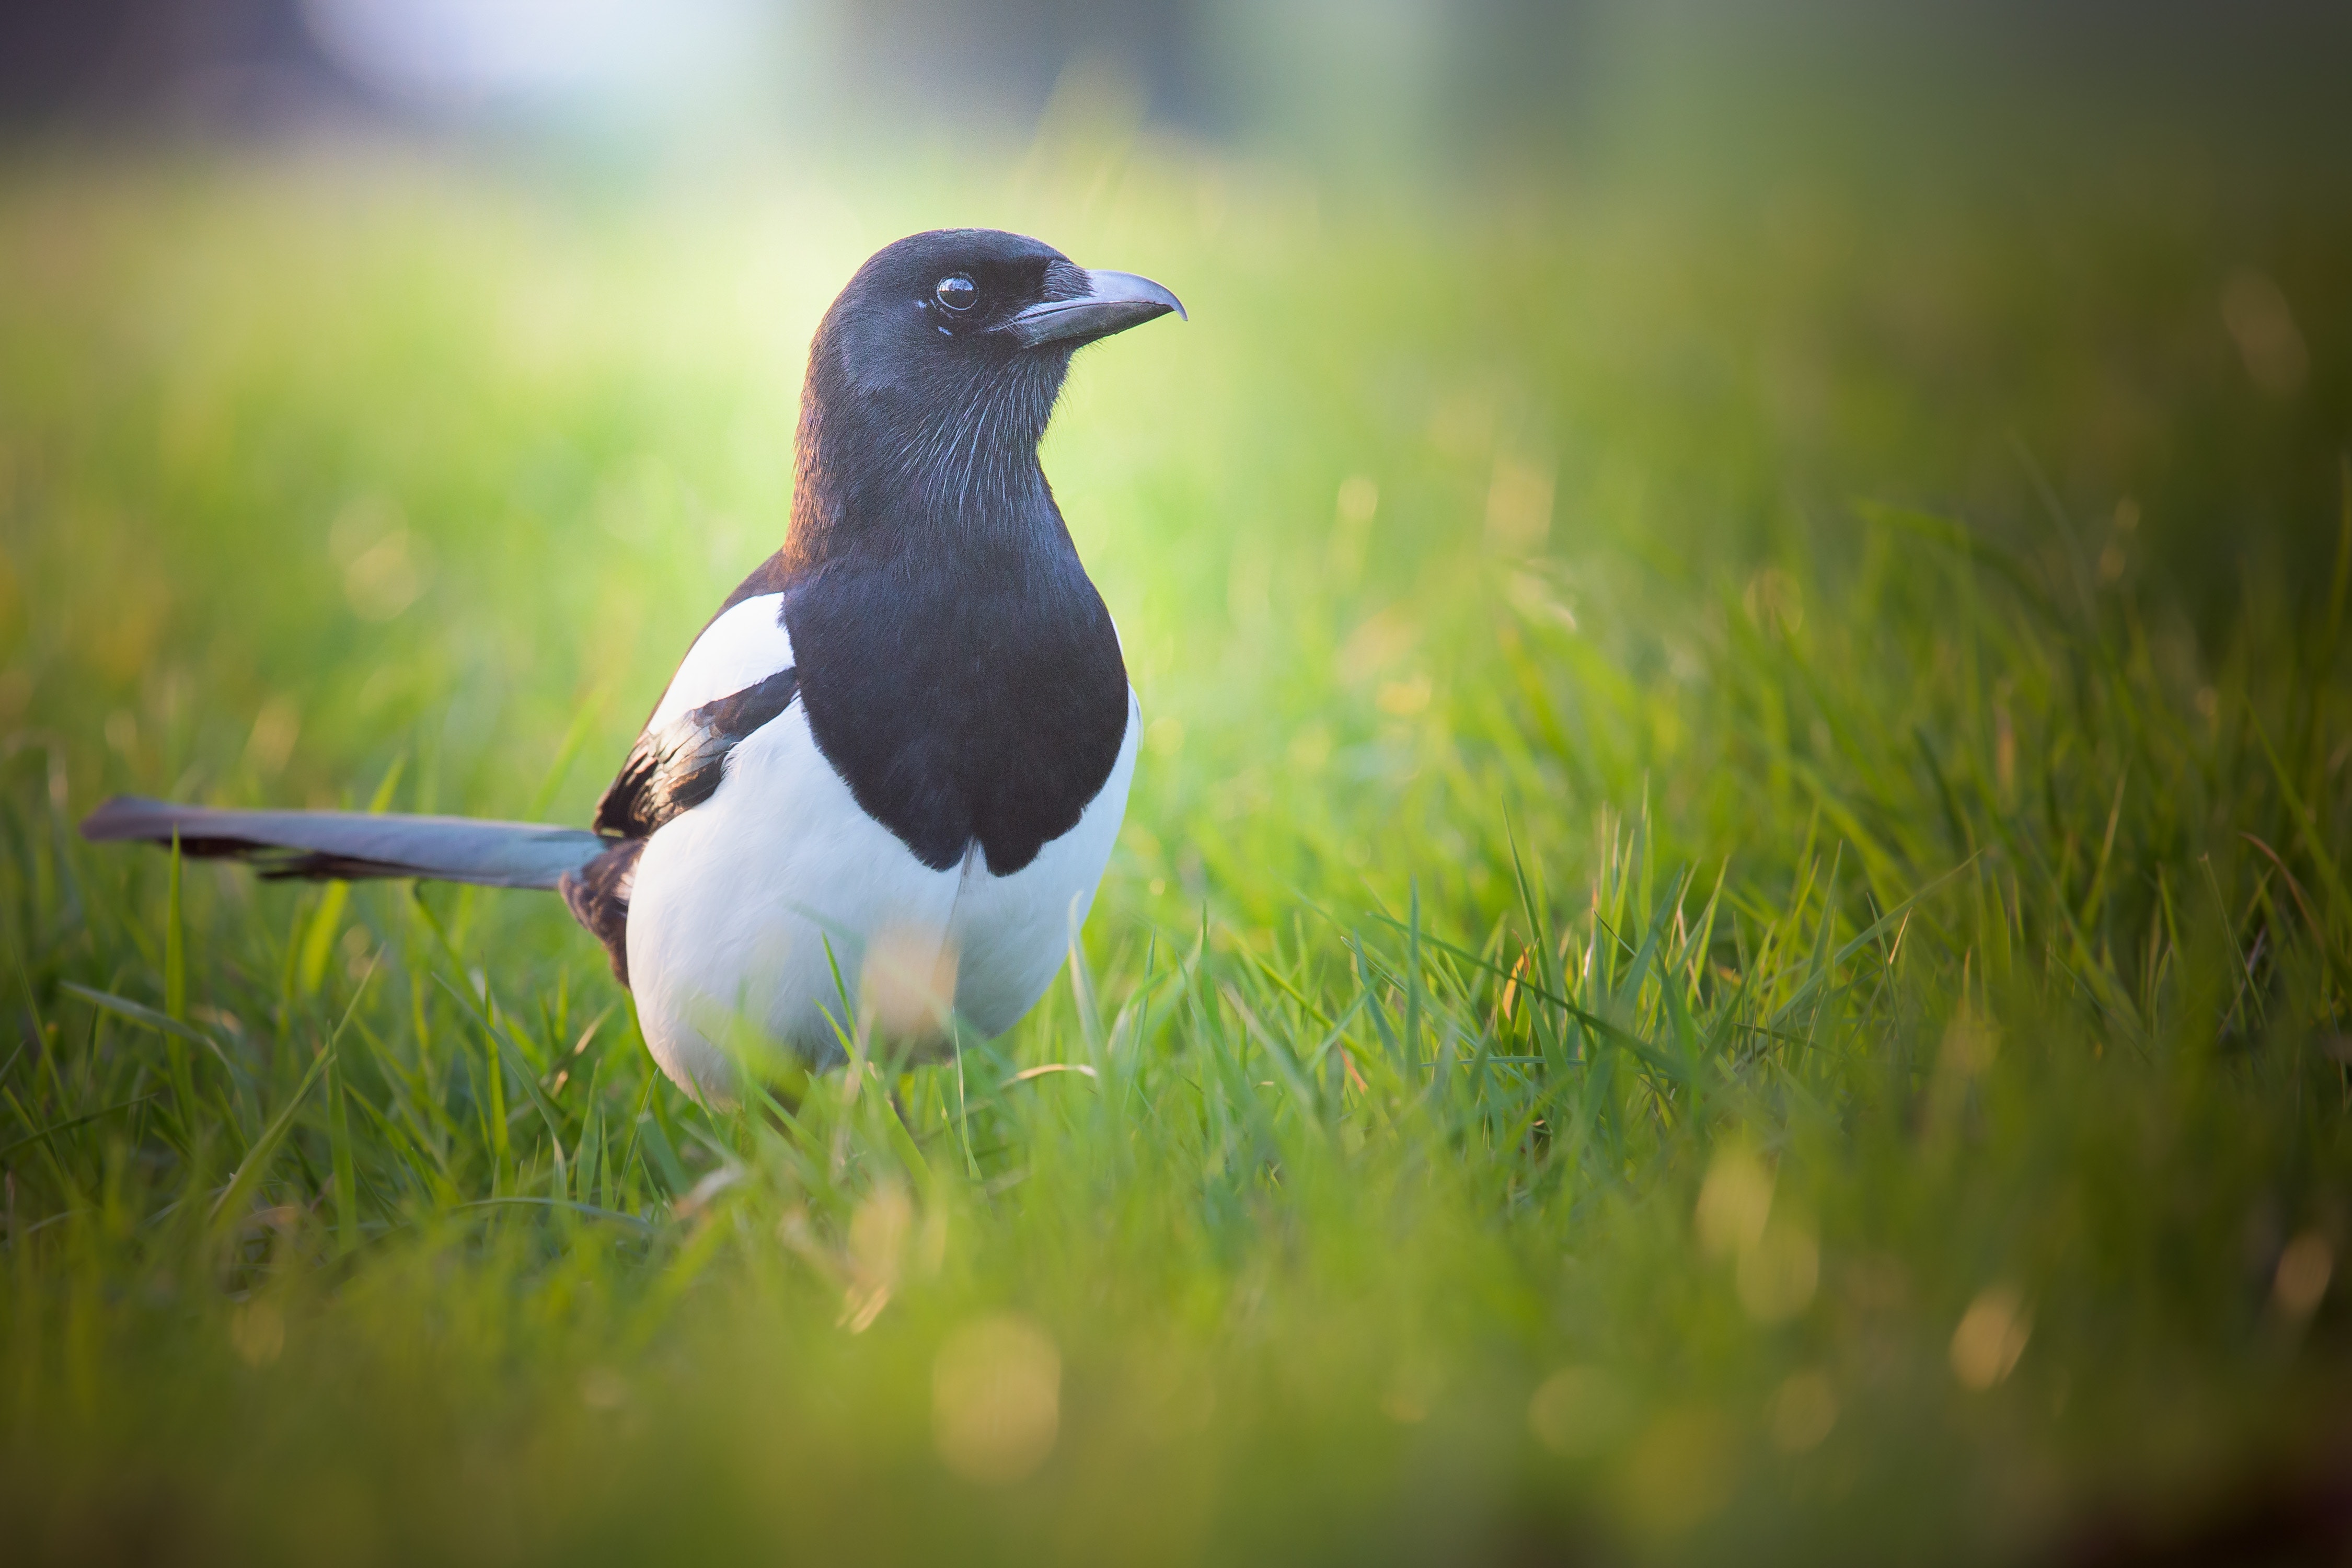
[7,1,2351,168]
[6,0,2348,616]
[4,7,2352,1563]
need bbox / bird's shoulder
[649,586,799,729]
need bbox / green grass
[2,135,2349,1564]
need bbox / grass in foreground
[2,137,2349,1564]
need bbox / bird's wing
[593,591,801,840]
[593,667,800,839]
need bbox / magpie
[82,229,1184,1101]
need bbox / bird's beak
[999,269,1186,349]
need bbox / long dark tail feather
[79,795,610,891]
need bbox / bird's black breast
[783,546,1128,876]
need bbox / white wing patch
[649,593,797,729]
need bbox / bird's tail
[79,796,608,891]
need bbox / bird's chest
[783,568,1129,876]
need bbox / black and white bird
[82,230,1183,1101]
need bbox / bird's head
[795,229,1183,528]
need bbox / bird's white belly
[948,693,1139,1034]
[625,696,1139,1099]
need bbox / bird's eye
[934,274,979,314]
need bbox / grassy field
[2,128,2349,1564]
